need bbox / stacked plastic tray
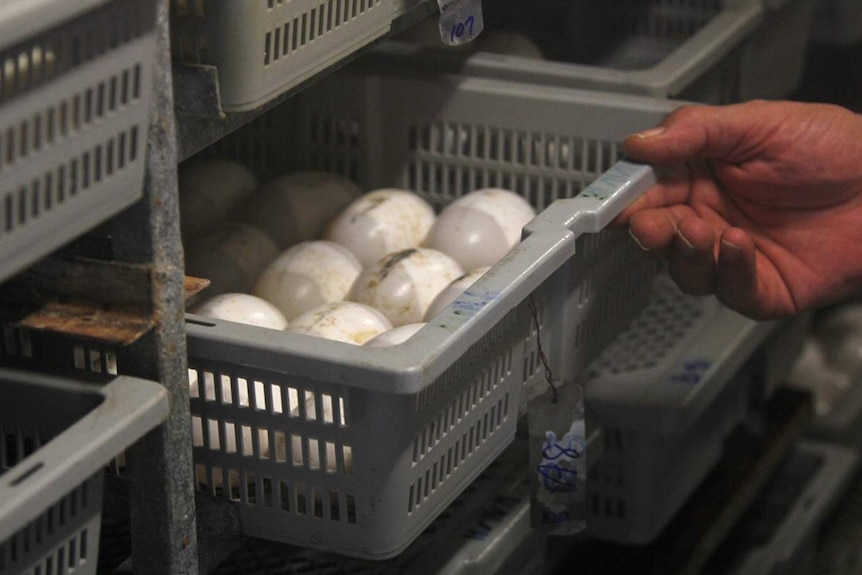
[169,0,394,112]
[172,70,689,559]
[392,0,435,21]
[0,0,157,284]
[0,368,168,575]
[368,0,816,104]
[581,274,781,545]
[207,433,558,575]
[702,440,858,575]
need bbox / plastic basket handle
[0,374,169,542]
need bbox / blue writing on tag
[669,358,712,385]
[542,508,572,525]
[437,0,484,46]
[536,429,584,492]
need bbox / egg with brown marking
[324,189,436,267]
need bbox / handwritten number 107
[450,15,475,42]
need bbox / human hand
[614,100,862,319]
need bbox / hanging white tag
[525,296,587,535]
[436,0,484,46]
[527,379,587,535]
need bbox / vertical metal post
[111,0,200,572]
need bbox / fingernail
[720,238,742,260]
[630,126,666,140]
[676,229,696,255]
[629,228,650,251]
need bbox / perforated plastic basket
[208,434,549,575]
[177,71,685,559]
[0,0,156,284]
[368,0,815,104]
[170,0,394,112]
[0,368,168,575]
[703,440,858,575]
[581,274,780,545]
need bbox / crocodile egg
[364,323,427,347]
[425,188,535,270]
[185,222,279,296]
[190,293,288,330]
[242,171,363,248]
[179,157,258,242]
[288,301,393,345]
[253,240,363,321]
[324,189,436,267]
[349,248,464,327]
[424,266,491,321]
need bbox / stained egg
[349,248,464,327]
[190,293,288,330]
[185,222,279,296]
[288,301,393,345]
[424,266,491,321]
[364,323,427,347]
[425,188,536,270]
[252,240,363,321]
[179,157,258,242]
[242,171,363,248]
[324,188,436,267]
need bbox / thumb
[623,101,776,165]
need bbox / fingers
[624,101,778,165]
[713,228,761,318]
[613,164,692,226]
[668,218,716,296]
[628,214,761,315]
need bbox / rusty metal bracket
[0,256,209,347]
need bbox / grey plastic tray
[703,440,859,575]
[582,274,781,545]
[170,0,394,112]
[207,433,546,575]
[0,369,168,575]
[366,0,815,104]
[0,0,156,284]
[181,70,686,559]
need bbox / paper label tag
[436,0,484,46]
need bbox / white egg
[185,222,279,296]
[364,323,427,347]
[425,188,536,270]
[478,30,544,59]
[189,293,288,330]
[349,248,464,327]
[242,171,363,248]
[424,266,491,321]
[324,188,436,267]
[288,301,393,345]
[179,158,258,242]
[252,240,363,321]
